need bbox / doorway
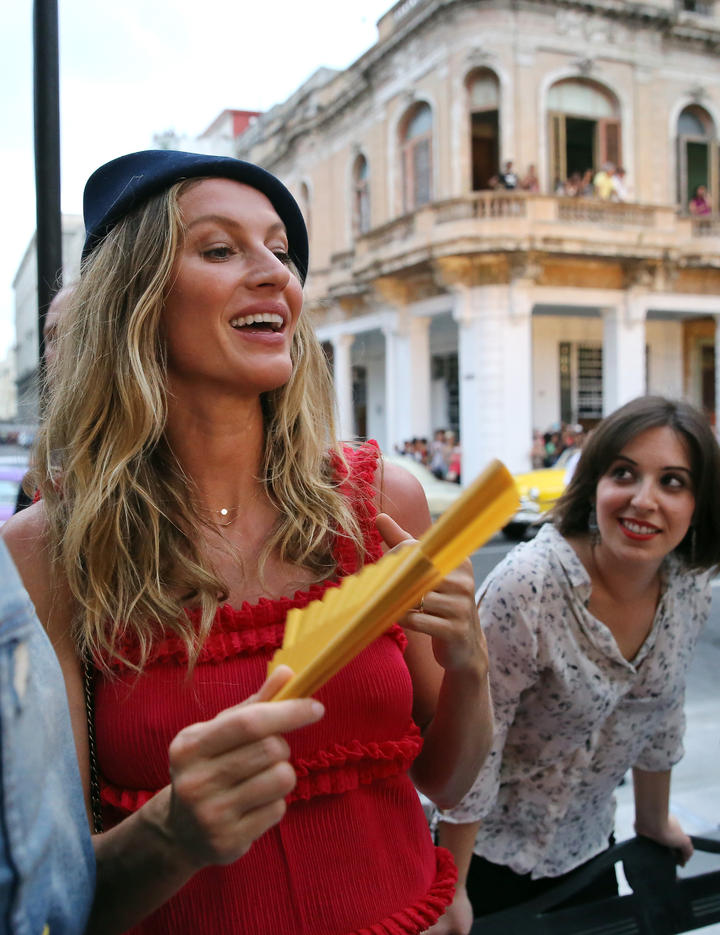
[565,118,595,178]
[471,111,499,190]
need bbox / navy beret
[82,149,309,282]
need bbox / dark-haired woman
[429,396,720,935]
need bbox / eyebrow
[186,214,287,237]
[611,454,692,475]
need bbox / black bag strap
[83,653,104,834]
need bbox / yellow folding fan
[268,458,519,700]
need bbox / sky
[1,0,395,358]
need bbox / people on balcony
[488,160,519,191]
[593,162,616,200]
[520,164,540,193]
[689,184,712,216]
[611,167,629,203]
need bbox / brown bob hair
[553,396,720,571]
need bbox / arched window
[352,154,370,236]
[547,79,621,190]
[467,69,500,190]
[676,104,717,212]
[401,102,433,212]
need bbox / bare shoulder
[1,501,52,587]
[374,458,432,539]
[1,502,74,653]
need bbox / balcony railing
[555,200,658,227]
[692,217,720,237]
[322,192,719,293]
[434,195,528,223]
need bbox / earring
[690,526,697,565]
[588,504,601,546]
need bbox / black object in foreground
[471,835,720,935]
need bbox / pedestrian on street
[429,396,720,935]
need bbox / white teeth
[622,519,658,534]
[230,312,283,330]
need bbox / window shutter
[598,119,621,166]
[549,112,566,189]
[413,137,432,207]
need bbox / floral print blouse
[443,523,711,878]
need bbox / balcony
[323,192,720,296]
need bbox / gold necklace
[213,507,240,527]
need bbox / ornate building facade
[226,0,720,478]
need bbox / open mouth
[230,312,284,333]
[618,518,661,538]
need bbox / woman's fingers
[375,512,417,551]
[169,685,324,764]
[169,758,299,866]
[251,663,295,702]
[165,673,325,866]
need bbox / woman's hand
[633,768,693,867]
[164,665,324,870]
[635,814,694,866]
[422,885,474,935]
[375,512,487,679]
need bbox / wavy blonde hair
[34,181,364,671]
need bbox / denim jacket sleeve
[0,539,95,935]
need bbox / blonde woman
[2,150,492,935]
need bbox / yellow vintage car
[503,447,578,540]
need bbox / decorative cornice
[238,0,719,166]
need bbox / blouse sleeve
[633,569,711,772]
[441,550,543,823]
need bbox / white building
[0,353,17,421]
[220,0,720,482]
[13,215,84,422]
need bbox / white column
[408,316,431,437]
[331,333,355,441]
[453,284,533,483]
[602,296,647,416]
[504,286,534,473]
[383,325,400,453]
[382,315,432,451]
[383,323,409,452]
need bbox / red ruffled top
[94,441,456,934]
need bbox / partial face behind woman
[163,178,304,400]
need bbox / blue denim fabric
[0,540,95,934]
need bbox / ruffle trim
[105,612,407,672]
[102,441,386,671]
[290,726,423,802]
[350,847,457,935]
[100,721,421,816]
[333,440,383,576]
[105,582,336,671]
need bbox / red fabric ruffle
[100,720,422,816]
[290,727,423,801]
[350,847,457,935]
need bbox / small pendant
[219,508,229,517]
